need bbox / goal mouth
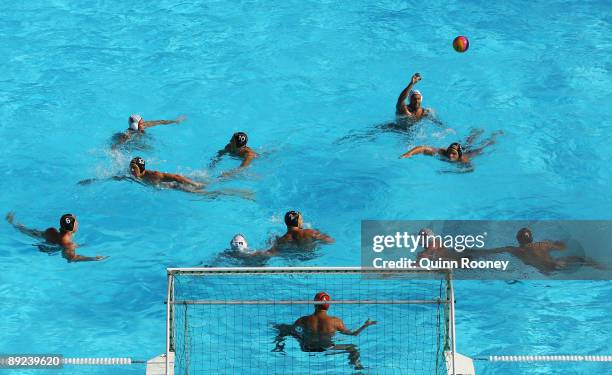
[165,267,458,375]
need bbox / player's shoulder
[149,170,164,177]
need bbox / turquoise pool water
[0,1,610,374]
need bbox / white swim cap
[128,114,142,130]
[409,90,422,100]
[230,234,249,252]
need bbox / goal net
[166,267,455,375]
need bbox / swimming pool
[0,0,610,374]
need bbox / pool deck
[144,351,473,374]
[145,352,174,375]
[447,351,476,375]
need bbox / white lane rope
[62,357,144,365]
[477,355,612,362]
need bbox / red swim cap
[314,292,330,310]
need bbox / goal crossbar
[167,266,451,275]
[171,299,449,305]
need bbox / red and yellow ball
[453,36,469,53]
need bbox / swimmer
[229,233,250,253]
[5,212,107,262]
[129,156,202,188]
[209,132,258,178]
[498,228,604,275]
[111,114,186,149]
[205,234,270,267]
[128,157,254,200]
[274,292,376,370]
[400,129,501,164]
[268,211,334,253]
[396,73,431,121]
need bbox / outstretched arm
[464,246,514,259]
[396,73,421,115]
[424,109,446,128]
[464,128,484,148]
[219,150,257,179]
[78,175,131,185]
[310,229,335,244]
[141,115,186,129]
[62,244,107,262]
[6,212,44,238]
[399,145,436,158]
[337,318,377,336]
[193,187,255,201]
[111,132,132,149]
[161,173,202,187]
[273,322,298,340]
[239,151,256,168]
[531,241,566,251]
[209,147,229,169]
[465,131,502,157]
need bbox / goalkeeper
[274,292,376,370]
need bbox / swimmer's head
[516,228,533,245]
[230,233,249,252]
[130,157,146,176]
[128,114,143,131]
[231,132,248,148]
[60,213,77,233]
[409,90,422,108]
[446,143,463,161]
[314,292,330,311]
[284,211,302,228]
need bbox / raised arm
[6,212,44,238]
[337,318,377,336]
[396,73,421,115]
[141,115,186,129]
[399,145,436,158]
